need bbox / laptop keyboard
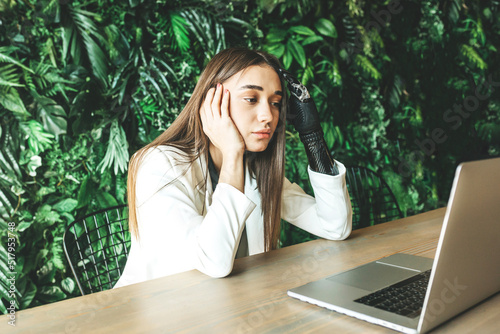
[354,269,431,318]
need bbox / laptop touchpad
[326,262,418,291]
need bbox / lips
[253,129,272,139]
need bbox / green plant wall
[1,0,499,312]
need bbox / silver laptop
[288,157,500,333]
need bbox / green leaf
[266,43,285,58]
[0,48,34,73]
[53,199,79,213]
[64,7,109,86]
[27,155,42,177]
[321,122,335,148]
[289,25,316,36]
[96,192,118,208]
[35,205,62,226]
[97,120,130,175]
[76,176,92,209]
[17,221,33,233]
[282,47,292,70]
[315,18,337,38]
[0,279,13,312]
[0,76,24,88]
[179,8,226,58]
[61,277,76,294]
[129,0,143,8]
[36,262,56,285]
[34,96,67,137]
[0,91,29,117]
[355,55,382,80]
[265,28,287,43]
[170,12,190,53]
[20,120,55,155]
[460,44,487,70]
[287,38,306,68]
[37,285,67,303]
[301,35,323,46]
[20,281,37,310]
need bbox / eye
[244,97,258,103]
[271,101,282,108]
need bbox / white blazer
[114,146,352,288]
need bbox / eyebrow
[239,84,283,96]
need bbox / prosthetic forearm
[280,69,339,176]
[300,130,339,175]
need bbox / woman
[114,47,351,288]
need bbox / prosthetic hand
[280,69,339,176]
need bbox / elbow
[338,204,353,240]
[339,196,353,239]
[197,255,234,278]
[204,263,233,278]
[325,204,352,241]
[208,268,232,278]
[341,206,353,239]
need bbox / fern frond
[0,77,24,88]
[20,120,55,154]
[169,12,190,53]
[0,47,34,73]
[62,7,109,86]
[355,55,382,80]
[0,64,22,86]
[445,0,462,24]
[97,121,129,175]
[460,44,487,70]
[180,8,226,60]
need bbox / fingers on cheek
[221,90,229,111]
[205,89,215,108]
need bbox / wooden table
[3,207,500,333]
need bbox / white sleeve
[281,161,352,240]
[135,148,256,278]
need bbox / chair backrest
[63,204,130,295]
[345,166,403,230]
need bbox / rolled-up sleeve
[281,161,352,240]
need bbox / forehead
[225,65,282,92]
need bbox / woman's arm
[280,69,352,240]
[135,147,255,279]
[200,84,245,193]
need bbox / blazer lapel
[194,153,212,215]
[244,167,265,254]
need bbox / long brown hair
[127,47,287,251]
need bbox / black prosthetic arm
[299,131,339,175]
[280,69,339,176]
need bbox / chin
[245,143,269,153]
[246,147,267,153]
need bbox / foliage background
[1,0,499,312]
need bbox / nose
[257,103,274,123]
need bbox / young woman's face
[223,65,283,152]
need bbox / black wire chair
[345,166,403,230]
[63,204,131,295]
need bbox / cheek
[229,104,251,132]
[271,110,281,129]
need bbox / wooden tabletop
[3,207,500,333]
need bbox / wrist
[219,151,245,193]
[221,150,244,165]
